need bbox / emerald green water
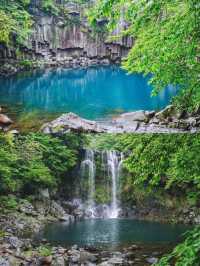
[41,219,189,248]
[0,66,177,123]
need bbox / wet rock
[34,200,49,215]
[155,105,175,120]
[114,110,148,122]
[50,201,66,218]
[73,208,85,220]
[39,188,50,200]
[149,117,160,124]
[19,201,35,215]
[4,236,23,250]
[146,257,158,264]
[59,214,75,223]
[40,255,53,265]
[194,215,200,224]
[52,256,65,266]
[0,258,10,266]
[8,129,19,135]
[41,112,106,134]
[79,250,97,263]
[0,114,13,126]
[41,110,191,134]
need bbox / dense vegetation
[0,131,200,264]
[156,226,200,266]
[89,0,200,113]
[90,133,200,206]
[0,0,32,46]
[0,0,200,264]
[0,0,90,48]
[0,132,85,195]
[89,133,200,265]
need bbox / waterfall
[107,151,123,218]
[80,149,123,219]
[81,149,96,217]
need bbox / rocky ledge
[41,105,200,134]
[0,238,165,266]
[0,58,111,77]
[0,113,13,131]
[0,195,169,266]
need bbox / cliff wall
[0,1,133,67]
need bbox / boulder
[50,201,66,218]
[38,188,50,200]
[155,105,184,120]
[146,257,158,264]
[19,201,35,215]
[52,256,65,266]
[79,250,97,263]
[0,114,13,126]
[41,112,106,134]
[59,214,75,223]
[114,111,148,122]
[40,256,53,265]
[0,258,10,266]
[4,236,23,250]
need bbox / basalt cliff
[0,0,133,75]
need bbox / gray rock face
[59,214,75,223]
[50,201,66,218]
[52,256,65,266]
[0,3,133,67]
[114,111,148,122]
[0,258,10,266]
[41,112,107,133]
[41,109,200,134]
[146,257,159,264]
[4,236,23,250]
[0,114,13,126]
[19,201,35,215]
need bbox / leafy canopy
[0,0,32,45]
[0,133,81,194]
[89,0,200,112]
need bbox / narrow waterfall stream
[81,150,96,217]
[81,149,123,218]
[107,151,123,218]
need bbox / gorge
[0,0,200,265]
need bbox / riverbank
[0,132,200,265]
[41,105,200,134]
[0,195,186,266]
[1,105,200,134]
[0,59,112,77]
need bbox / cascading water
[81,149,123,219]
[81,149,96,217]
[107,151,123,218]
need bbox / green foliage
[0,230,6,237]
[156,227,200,266]
[41,0,59,15]
[37,245,52,257]
[89,0,200,112]
[0,0,32,46]
[19,60,34,68]
[0,133,81,194]
[0,10,15,44]
[0,195,18,210]
[113,134,200,204]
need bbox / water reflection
[41,219,190,248]
[0,66,178,120]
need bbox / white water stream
[81,149,123,218]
